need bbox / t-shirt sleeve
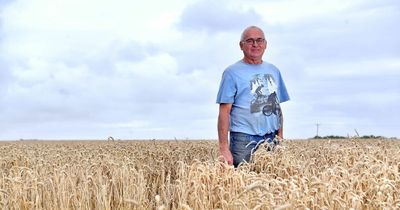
[216,70,236,104]
[277,71,290,103]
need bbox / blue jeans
[230,131,278,167]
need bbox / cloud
[0,59,12,102]
[266,2,400,65]
[0,0,15,105]
[0,0,224,139]
[177,0,263,33]
[1,35,219,139]
[0,0,14,11]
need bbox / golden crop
[0,139,399,209]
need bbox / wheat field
[0,139,399,209]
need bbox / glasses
[242,38,265,45]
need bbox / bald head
[240,26,265,41]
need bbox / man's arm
[218,103,233,165]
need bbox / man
[216,26,290,167]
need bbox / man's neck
[242,57,263,64]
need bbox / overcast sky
[0,0,399,140]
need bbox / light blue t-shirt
[216,60,290,136]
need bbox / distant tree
[361,135,385,139]
[312,134,386,139]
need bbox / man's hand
[219,148,233,165]
[275,134,284,144]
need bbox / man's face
[240,28,267,61]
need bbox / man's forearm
[217,105,233,165]
[218,104,231,150]
[218,114,230,150]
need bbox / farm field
[0,139,399,209]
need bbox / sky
[0,0,399,140]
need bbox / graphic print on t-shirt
[250,74,282,120]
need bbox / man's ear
[239,41,244,50]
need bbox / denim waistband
[230,131,277,142]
